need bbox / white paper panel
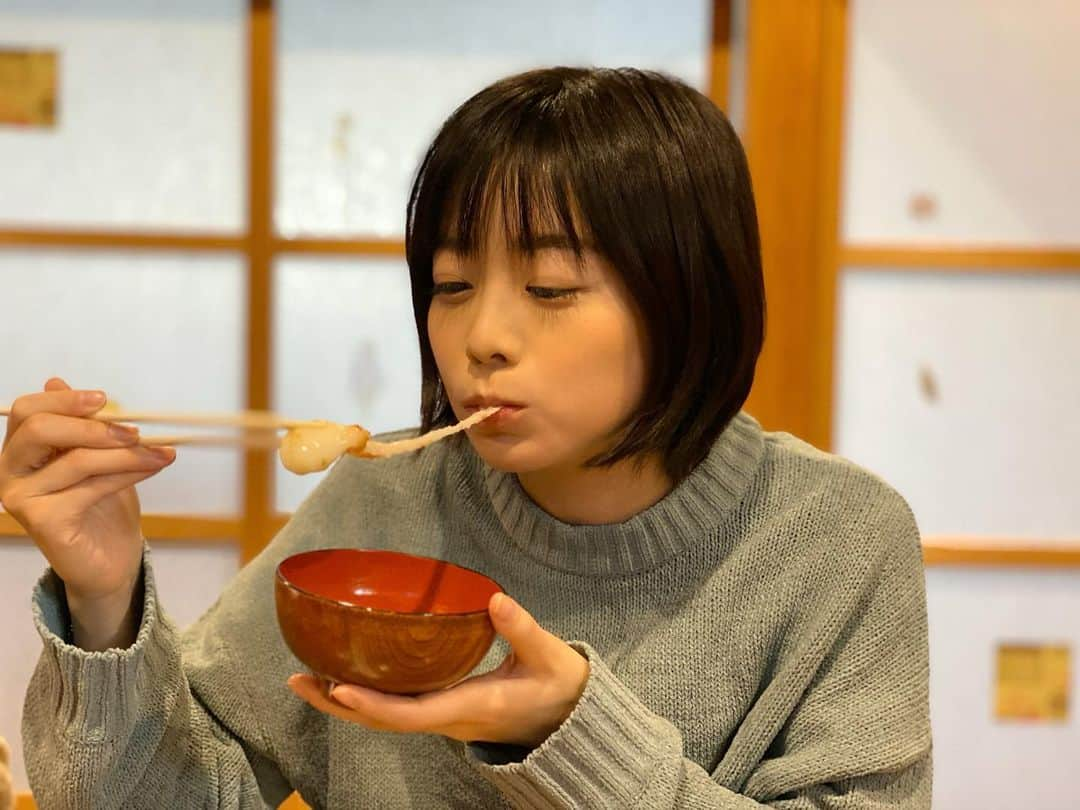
[843,0,1080,245]
[926,567,1080,808]
[276,0,711,237]
[273,256,421,511]
[834,269,1080,539]
[726,0,747,135]
[0,250,245,514]
[0,0,244,230]
[149,541,240,630]
[0,539,239,792]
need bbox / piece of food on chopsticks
[278,406,499,475]
[278,422,371,475]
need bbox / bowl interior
[277,549,500,615]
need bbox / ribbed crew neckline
[476,411,765,576]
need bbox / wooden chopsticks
[0,405,317,449]
[85,408,315,430]
[136,433,284,449]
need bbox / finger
[3,387,109,449]
[27,378,74,461]
[3,386,109,451]
[10,467,163,527]
[21,445,175,499]
[62,464,173,514]
[488,593,556,668]
[287,674,396,729]
[327,681,462,735]
[3,412,140,476]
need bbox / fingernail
[148,446,176,462]
[492,592,512,619]
[108,423,139,442]
[83,391,106,407]
[330,686,357,707]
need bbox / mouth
[462,395,525,412]
[461,396,525,425]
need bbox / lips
[461,395,525,412]
[460,396,525,429]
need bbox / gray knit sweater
[22,412,932,808]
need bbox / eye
[432,281,471,297]
[527,286,579,301]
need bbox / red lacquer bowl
[275,549,502,694]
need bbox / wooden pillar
[243,0,276,563]
[708,0,731,111]
[742,0,847,451]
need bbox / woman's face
[428,218,648,475]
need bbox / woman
[8,67,931,808]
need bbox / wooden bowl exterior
[275,550,500,694]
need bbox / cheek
[545,310,647,417]
[427,308,456,369]
[426,319,457,391]
[601,321,648,409]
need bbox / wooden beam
[810,0,847,455]
[274,237,406,257]
[842,245,1080,271]
[742,0,847,451]
[242,0,276,564]
[0,229,243,252]
[0,512,241,541]
[141,515,242,541]
[922,540,1080,568]
[0,229,412,258]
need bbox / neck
[516,454,673,525]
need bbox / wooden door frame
[742,0,847,452]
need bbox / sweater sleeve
[20,547,295,810]
[468,499,933,809]
[19,446,457,809]
[17,452,374,810]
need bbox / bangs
[411,119,592,262]
[455,158,591,257]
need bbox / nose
[465,285,518,368]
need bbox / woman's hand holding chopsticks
[0,378,174,652]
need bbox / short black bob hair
[406,66,765,483]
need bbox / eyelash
[431,281,470,296]
[430,282,579,302]
[527,286,579,301]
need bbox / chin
[465,433,557,474]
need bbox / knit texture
[22,411,932,808]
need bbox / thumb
[489,593,556,668]
[44,377,72,392]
